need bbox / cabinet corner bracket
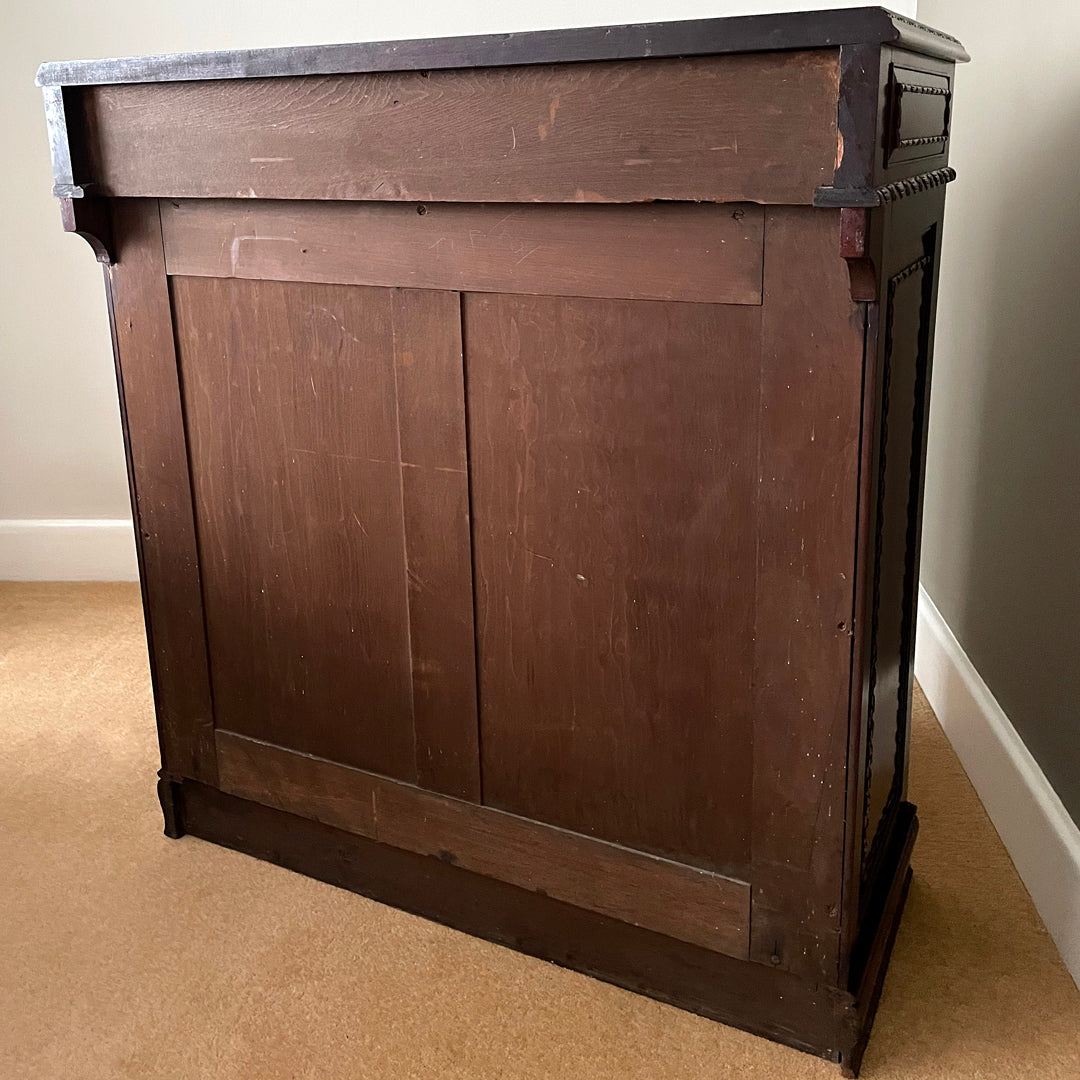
[60,197,114,264]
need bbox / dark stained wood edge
[104,199,218,784]
[830,43,882,201]
[172,776,854,1064]
[840,802,918,1077]
[159,199,766,306]
[36,10,967,89]
[214,730,750,959]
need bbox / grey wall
[917,0,1080,824]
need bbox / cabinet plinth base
[165,779,918,1075]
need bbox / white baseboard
[916,584,1080,988]
[0,519,139,581]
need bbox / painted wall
[916,0,1080,825]
[0,1,915,576]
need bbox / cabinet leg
[157,773,186,839]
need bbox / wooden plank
[215,730,378,838]
[750,207,866,983]
[171,277,418,780]
[390,289,481,801]
[215,730,750,959]
[159,198,765,306]
[464,292,760,878]
[104,199,216,783]
[75,52,839,205]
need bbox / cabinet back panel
[465,292,760,876]
[171,277,479,794]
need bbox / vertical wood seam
[749,228,768,958]
[389,290,421,785]
[837,296,875,986]
[458,291,485,805]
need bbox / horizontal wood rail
[160,198,766,305]
[216,729,751,959]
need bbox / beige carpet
[1,582,1077,1079]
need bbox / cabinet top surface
[36,7,966,88]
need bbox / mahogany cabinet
[38,9,967,1073]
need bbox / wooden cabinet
[39,9,967,1074]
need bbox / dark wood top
[36,8,967,88]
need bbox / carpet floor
[1,582,1077,1079]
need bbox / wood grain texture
[104,200,216,783]
[749,207,866,983]
[172,278,478,793]
[215,729,378,838]
[215,730,750,958]
[159,198,765,305]
[465,292,760,878]
[75,52,839,204]
[173,276,414,778]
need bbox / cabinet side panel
[857,188,945,910]
[171,276,418,779]
[751,207,865,983]
[466,292,759,878]
[105,199,217,783]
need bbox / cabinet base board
[162,778,917,1076]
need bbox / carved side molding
[815,166,957,209]
[835,168,955,300]
[60,197,114,264]
[882,65,952,169]
[860,234,937,894]
[875,167,956,204]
